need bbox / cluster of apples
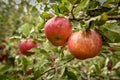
[18,16,102,59]
[44,16,103,60]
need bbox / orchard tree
[0,0,120,80]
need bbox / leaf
[103,0,114,7]
[59,4,69,15]
[63,67,78,80]
[87,7,111,17]
[21,56,30,69]
[51,4,60,15]
[67,71,78,80]
[37,0,42,2]
[97,0,107,4]
[99,22,120,42]
[19,23,34,37]
[114,62,120,69]
[74,0,89,14]
[80,71,88,80]
[0,75,8,80]
[29,48,48,55]
[0,65,11,74]
[40,12,54,19]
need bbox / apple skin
[44,16,72,46]
[19,39,37,56]
[107,64,112,71]
[107,47,115,52]
[0,45,5,50]
[67,29,102,59]
[0,52,7,61]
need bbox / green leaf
[29,48,48,55]
[80,71,88,80]
[21,56,30,69]
[59,4,69,15]
[67,71,78,80]
[51,4,60,15]
[0,75,8,80]
[99,22,120,42]
[63,67,78,80]
[74,0,89,14]
[103,0,114,7]
[19,23,34,37]
[40,12,53,19]
[0,65,11,74]
[37,0,42,2]
[114,62,120,69]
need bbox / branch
[69,16,120,21]
[108,16,120,20]
[71,5,76,19]
[40,57,75,76]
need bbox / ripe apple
[107,47,115,52]
[19,39,37,56]
[67,29,102,59]
[107,64,113,71]
[0,45,5,50]
[0,52,7,61]
[44,16,72,46]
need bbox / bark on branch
[69,16,120,21]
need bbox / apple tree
[0,0,120,80]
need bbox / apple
[67,29,102,59]
[1,38,7,42]
[26,68,33,75]
[107,47,115,52]
[0,52,7,61]
[19,39,37,56]
[44,16,72,46]
[0,45,5,50]
[107,64,113,71]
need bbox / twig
[71,5,76,19]
[69,16,120,21]
[108,16,120,20]
[40,57,75,76]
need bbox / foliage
[0,0,120,80]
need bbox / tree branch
[69,16,120,21]
[40,57,75,76]
[71,5,76,19]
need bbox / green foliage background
[0,0,120,80]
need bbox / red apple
[67,29,102,59]
[0,45,5,50]
[0,52,7,61]
[19,39,37,56]
[107,47,115,52]
[107,64,113,71]
[44,16,72,46]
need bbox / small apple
[67,29,102,59]
[107,64,113,71]
[107,47,115,52]
[0,45,5,50]
[0,52,7,61]
[26,68,33,75]
[19,39,37,56]
[44,16,72,46]
[1,38,7,42]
